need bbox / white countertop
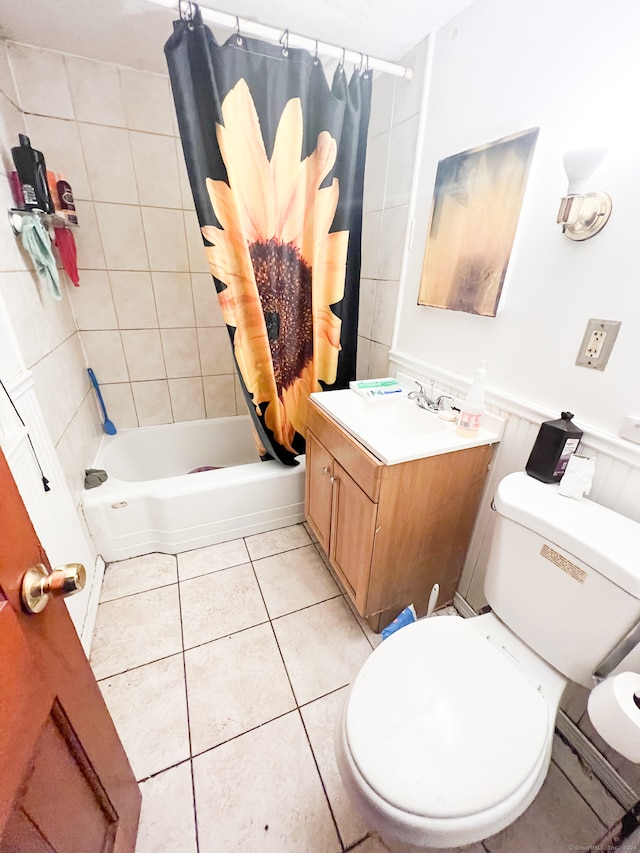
[310,390,505,465]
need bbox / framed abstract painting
[418,128,539,317]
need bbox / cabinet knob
[322,466,330,475]
[330,476,335,483]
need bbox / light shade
[563,147,608,195]
[558,147,612,241]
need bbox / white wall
[0,43,100,646]
[370,0,640,795]
[394,0,640,438]
[357,39,429,380]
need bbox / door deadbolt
[21,563,86,614]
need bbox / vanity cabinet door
[305,430,334,553]
[330,461,377,613]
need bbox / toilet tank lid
[495,472,640,598]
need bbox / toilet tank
[485,472,640,687]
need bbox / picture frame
[418,128,539,317]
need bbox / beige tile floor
[90,523,632,853]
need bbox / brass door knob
[21,563,86,614]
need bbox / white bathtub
[82,416,306,562]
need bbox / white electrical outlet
[576,319,621,370]
[585,329,606,359]
[619,416,640,445]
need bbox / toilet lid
[345,616,549,820]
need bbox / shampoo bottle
[10,134,54,212]
[525,412,583,483]
[56,175,78,224]
[456,362,486,438]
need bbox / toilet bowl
[336,612,567,849]
[336,471,640,848]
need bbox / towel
[54,226,80,287]
[20,215,61,301]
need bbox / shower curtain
[165,6,372,465]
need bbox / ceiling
[0,0,475,75]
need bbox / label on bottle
[457,411,482,433]
[553,438,580,477]
[21,183,37,205]
[60,189,75,211]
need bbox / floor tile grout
[175,565,201,853]
[297,706,346,851]
[551,757,610,829]
[99,524,626,852]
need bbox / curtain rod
[146,0,414,79]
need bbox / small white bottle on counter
[456,362,486,438]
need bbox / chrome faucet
[407,380,438,412]
[407,382,456,414]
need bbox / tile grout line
[174,553,201,853]
[297,705,347,851]
[248,547,346,851]
[551,757,610,831]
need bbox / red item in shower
[53,226,80,286]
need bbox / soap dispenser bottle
[456,362,486,438]
[525,412,583,483]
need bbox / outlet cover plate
[576,319,621,370]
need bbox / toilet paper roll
[558,454,595,499]
[587,672,640,763]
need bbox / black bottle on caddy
[525,412,583,483]
[11,134,54,213]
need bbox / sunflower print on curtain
[165,6,371,466]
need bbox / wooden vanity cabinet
[305,399,492,631]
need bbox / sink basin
[310,389,505,465]
[364,398,446,437]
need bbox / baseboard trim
[80,554,105,657]
[452,591,638,810]
[555,711,638,811]
[453,591,476,618]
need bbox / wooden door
[0,448,140,852]
[304,430,334,553]
[330,461,377,614]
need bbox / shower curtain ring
[279,28,289,56]
[358,52,364,71]
[313,39,319,65]
[235,15,242,45]
[339,47,345,70]
[179,0,196,27]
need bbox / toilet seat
[345,615,550,821]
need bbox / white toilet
[336,471,640,849]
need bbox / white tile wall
[142,207,189,272]
[132,379,173,426]
[80,124,138,204]
[68,270,118,330]
[109,271,158,328]
[2,40,241,436]
[130,132,182,209]
[65,56,127,128]
[358,41,427,382]
[8,42,74,118]
[95,202,149,270]
[168,377,206,423]
[25,114,91,200]
[160,328,200,379]
[121,329,166,381]
[152,272,195,328]
[119,68,174,136]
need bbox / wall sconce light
[557,148,612,241]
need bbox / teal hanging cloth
[20,215,61,301]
